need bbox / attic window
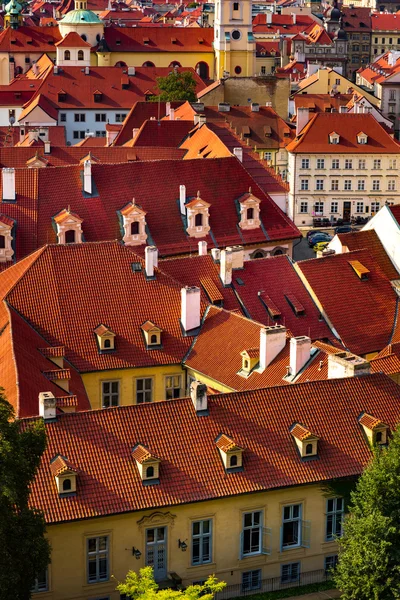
[242,125,251,137]
[198,37,204,43]
[131,262,142,272]
[329,131,340,144]
[285,294,305,316]
[50,455,78,495]
[116,39,121,45]
[264,125,272,137]
[348,260,370,280]
[357,131,368,144]
[215,433,244,472]
[132,444,160,484]
[94,324,116,352]
[143,37,150,44]
[171,37,177,43]
[58,90,67,102]
[359,412,389,446]
[290,423,319,458]
[141,320,162,348]
[258,292,281,320]
[93,90,103,102]
[240,348,259,375]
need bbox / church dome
[5,0,22,15]
[59,9,102,24]
[337,27,347,40]
[330,7,341,20]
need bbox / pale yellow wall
[82,364,186,409]
[39,482,340,600]
[96,50,214,77]
[297,69,379,106]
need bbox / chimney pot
[128,66,135,76]
[169,108,175,121]
[289,336,311,377]
[2,167,15,202]
[190,380,208,414]
[220,248,233,286]
[233,147,243,162]
[44,141,51,154]
[145,245,158,278]
[198,241,207,256]
[259,325,287,371]
[181,286,201,332]
[179,184,186,215]
[83,160,92,195]
[211,248,220,262]
[38,391,56,420]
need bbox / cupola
[358,412,389,446]
[120,199,148,246]
[53,207,83,244]
[132,444,160,484]
[290,423,319,458]
[0,214,14,263]
[238,188,261,230]
[357,131,368,145]
[329,131,340,144]
[185,191,211,238]
[216,433,244,471]
[141,321,162,348]
[50,455,78,495]
[240,348,259,375]
[94,324,116,352]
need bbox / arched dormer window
[146,466,154,478]
[54,208,83,245]
[0,216,14,263]
[132,444,160,484]
[63,478,72,491]
[64,50,70,61]
[305,443,313,455]
[94,324,116,352]
[239,188,261,230]
[65,230,75,244]
[230,454,238,467]
[141,321,162,348]
[290,423,319,458]
[120,199,148,246]
[185,192,211,238]
[51,455,78,495]
[216,434,244,472]
[78,50,84,61]
[195,213,203,227]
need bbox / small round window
[234,65,242,75]
[231,29,241,40]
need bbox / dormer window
[93,90,103,103]
[359,412,389,446]
[120,199,148,246]
[58,90,67,102]
[50,455,78,495]
[357,131,368,144]
[240,348,259,376]
[216,434,244,472]
[141,321,162,348]
[132,444,160,485]
[94,324,116,352]
[329,131,340,144]
[53,207,83,245]
[290,423,319,458]
[348,259,370,280]
[238,188,261,230]
[0,215,14,263]
[185,192,211,238]
[64,50,70,61]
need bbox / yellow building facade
[214,0,256,78]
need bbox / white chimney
[2,168,15,202]
[190,380,208,414]
[145,245,158,278]
[289,336,311,377]
[339,105,348,113]
[38,391,57,420]
[198,241,207,256]
[259,325,287,371]
[233,147,243,162]
[170,108,175,121]
[296,107,310,135]
[85,66,90,75]
[83,160,92,195]
[44,141,51,154]
[292,12,296,23]
[179,184,186,215]
[181,286,201,332]
[229,245,244,269]
[53,65,58,75]
[132,127,139,140]
[28,130,39,143]
[251,102,260,112]
[328,352,371,379]
[166,101,171,116]
[211,248,220,262]
[220,248,233,286]
[266,11,272,23]
[128,66,135,76]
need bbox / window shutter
[261,527,272,555]
[301,520,311,548]
[239,531,243,559]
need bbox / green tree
[152,70,198,102]
[116,566,226,599]
[334,426,400,599]
[0,390,51,600]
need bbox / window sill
[187,562,217,571]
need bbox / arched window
[230,454,238,467]
[244,360,249,369]
[247,207,254,220]
[81,33,87,41]
[78,50,84,61]
[253,251,264,259]
[376,431,383,443]
[305,443,313,455]
[131,221,139,235]
[169,61,181,68]
[62,478,72,491]
[96,34,101,43]
[0,235,5,249]
[65,230,75,244]
[195,61,209,80]
[146,466,154,478]
[64,50,71,61]
[150,334,158,344]
[195,213,203,227]
[104,338,111,349]
[142,61,155,67]
[115,61,127,68]
[273,248,284,256]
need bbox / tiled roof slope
[102,26,214,52]
[0,25,61,51]
[3,242,207,372]
[293,93,353,115]
[126,119,193,148]
[232,255,332,340]
[286,113,400,153]
[25,373,400,524]
[389,204,400,227]
[371,12,400,31]
[113,101,183,146]
[371,342,400,375]
[342,7,371,31]
[336,230,399,280]
[180,124,232,159]
[296,249,398,355]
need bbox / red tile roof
[55,31,92,48]
[252,12,315,34]
[113,101,183,146]
[358,412,385,429]
[126,119,193,148]
[371,12,400,31]
[103,25,214,52]
[291,423,316,440]
[342,7,371,31]
[293,93,353,116]
[0,25,61,52]
[335,230,399,280]
[25,373,400,524]
[389,204,400,227]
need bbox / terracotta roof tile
[336,230,399,280]
[103,26,214,52]
[290,423,317,441]
[49,455,78,477]
[358,412,385,429]
[215,434,243,452]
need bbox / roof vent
[218,102,230,112]
[348,259,370,280]
[39,391,57,421]
[251,102,260,112]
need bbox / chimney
[229,245,244,269]
[83,160,92,195]
[28,130,39,143]
[165,101,171,116]
[145,245,158,278]
[181,286,201,332]
[198,241,207,256]
[53,65,58,75]
[251,102,260,112]
[2,168,15,202]
[128,66,135,76]
[292,11,296,23]
[169,108,175,121]
[259,325,287,371]
[233,147,243,162]
[328,352,371,379]
[38,391,57,421]
[339,105,348,113]
[220,248,233,286]
[44,141,51,154]
[190,380,208,414]
[179,184,186,215]
[266,11,272,23]
[85,66,90,75]
[32,61,39,76]
[289,336,311,377]
[132,127,139,140]
[211,248,220,262]
[296,107,310,135]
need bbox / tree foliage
[0,390,51,600]
[334,426,400,599]
[152,70,198,102]
[116,566,226,599]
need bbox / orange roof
[50,455,78,477]
[55,31,91,48]
[94,324,114,336]
[0,25,61,52]
[371,12,400,31]
[358,412,385,430]
[215,434,243,452]
[290,423,317,441]
[132,444,155,463]
[53,208,82,224]
[18,93,58,122]
[103,26,214,52]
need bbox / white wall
[363,206,400,273]
[58,109,129,144]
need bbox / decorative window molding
[290,423,319,457]
[238,188,261,230]
[357,131,368,144]
[0,214,14,262]
[94,324,116,352]
[53,207,83,244]
[185,192,211,238]
[132,444,161,484]
[215,433,244,472]
[50,455,78,495]
[120,199,148,246]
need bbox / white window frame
[136,377,153,404]
[300,179,309,191]
[301,158,310,169]
[331,159,339,169]
[299,202,308,214]
[315,179,324,191]
[372,180,380,191]
[356,201,364,213]
[192,519,212,566]
[101,380,120,408]
[281,504,301,549]
[358,180,365,191]
[87,536,109,584]
[388,179,396,191]
[358,159,366,170]
[165,374,182,400]
[325,498,344,541]
[344,180,352,191]
[241,511,262,557]
[316,158,325,169]
[344,159,353,170]
[330,201,338,213]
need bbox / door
[146,527,167,581]
[343,201,351,223]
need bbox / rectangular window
[382,37,385,44]
[358,159,366,170]
[260,66,266,75]
[356,202,364,214]
[371,201,380,213]
[74,113,85,122]
[300,201,308,214]
[325,555,338,574]
[242,511,262,556]
[331,180,339,191]
[316,179,324,191]
[372,180,380,191]
[282,504,301,549]
[242,570,261,593]
[344,180,352,191]
[115,113,127,122]
[335,78,340,85]
[390,89,396,101]
[60,113,66,122]
[300,179,309,191]
[331,159,339,169]
[316,158,325,169]
[326,498,344,541]
[358,180,365,191]
[73,131,79,139]
[373,159,381,169]
[264,151,272,161]
[31,570,48,593]
[95,113,107,122]
[389,159,397,169]
[233,1,239,8]
[375,37,378,44]
[314,201,324,213]
[87,536,109,584]
[301,158,310,169]
[331,201,338,213]
[165,375,181,400]
[192,519,212,566]
[281,562,300,584]
[96,131,107,137]
[388,179,396,191]
[136,378,153,404]
[344,159,352,169]
[102,381,119,408]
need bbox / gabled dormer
[50,455,78,495]
[216,433,244,472]
[359,412,389,446]
[26,152,48,169]
[53,207,83,244]
[0,214,14,262]
[290,423,319,458]
[120,199,148,246]
[185,192,211,238]
[329,131,340,145]
[94,324,116,352]
[132,444,160,485]
[141,320,162,348]
[357,131,368,145]
[239,348,259,376]
[238,188,261,230]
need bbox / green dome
[60,9,103,24]
[5,0,22,15]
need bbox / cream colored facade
[214,0,256,78]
